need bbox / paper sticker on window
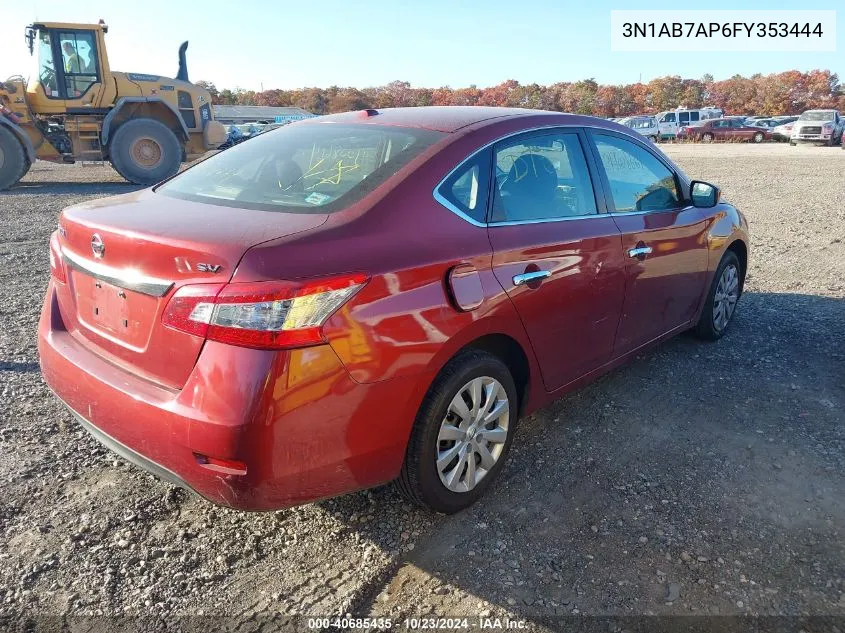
[305,192,332,205]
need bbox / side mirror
[690,180,720,208]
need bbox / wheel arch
[453,333,532,417]
[102,97,189,149]
[726,239,748,292]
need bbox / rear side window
[435,149,491,223]
[690,112,700,122]
[491,132,597,222]
[159,124,445,213]
[679,112,690,124]
[592,134,680,213]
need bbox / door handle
[628,246,653,259]
[513,270,551,286]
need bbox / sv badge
[196,263,222,273]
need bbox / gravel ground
[0,144,843,629]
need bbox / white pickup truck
[790,110,844,146]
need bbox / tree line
[195,70,844,118]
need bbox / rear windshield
[798,111,835,121]
[158,123,445,213]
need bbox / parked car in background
[656,107,723,140]
[617,115,659,141]
[748,118,792,129]
[38,107,749,513]
[772,120,798,142]
[678,117,770,142]
[790,110,843,146]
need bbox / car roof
[308,106,569,133]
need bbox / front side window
[661,113,676,123]
[690,112,700,122]
[491,132,597,222]
[159,123,445,213]
[59,31,99,98]
[592,134,680,213]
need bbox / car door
[586,131,709,355]
[487,128,626,391]
[711,119,729,140]
[658,112,678,139]
[733,119,754,140]
[678,111,690,133]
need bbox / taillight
[162,273,367,350]
[49,232,66,283]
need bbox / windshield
[799,111,835,121]
[158,123,445,213]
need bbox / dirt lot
[1,144,844,628]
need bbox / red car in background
[39,107,749,513]
[678,117,770,142]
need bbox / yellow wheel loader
[0,21,226,190]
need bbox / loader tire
[0,126,30,191]
[110,118,182,186]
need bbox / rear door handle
[512,270,551,286]
[628,246,653,258]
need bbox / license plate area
[72,271,158,348]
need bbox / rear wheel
[702,133,714,143]
[397,350,518,513]
[110,118,182,186]
[753,132,764,143]
[0,126,30,191]
[693,251,742,341]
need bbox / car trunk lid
[55,189,327,389]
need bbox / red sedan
[678,117,770,142]
[39,107,749,513]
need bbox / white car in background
[655,107,723,140]
[617,115,659,141]
[790,110,843,146]
[770,117,799,141]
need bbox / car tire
[753,132,764,143]
[0,126,30,191]
[702,133,714,143]
[110,118,182,186]
[789,141,797,146]
[692,251,743,342]
[397,350,518,514]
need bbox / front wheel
[397,350,518,513]
[110,118,182,186]
[693,251,742,341]
[753,132,764,143]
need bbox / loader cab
[25,22,114,113]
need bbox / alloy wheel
[713,264,739,332]
[436,376,510,493]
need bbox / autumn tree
[205,69,841,117]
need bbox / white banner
[610,10,836,52]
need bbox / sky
[1,0,841,91]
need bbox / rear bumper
[39,281,427,510]
[60,395,199,495]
